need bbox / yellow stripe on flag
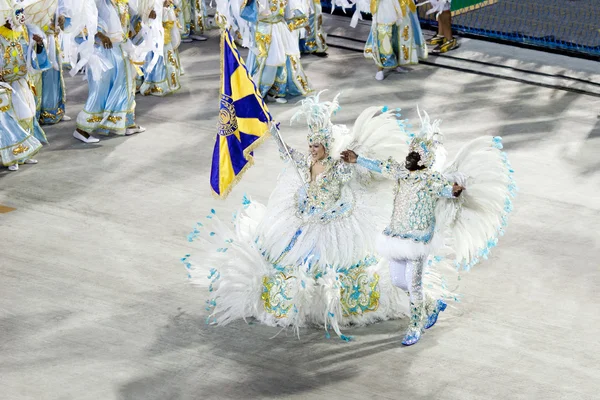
[237,117,269,139]
[230,66,260,101]
[218,135,236,195]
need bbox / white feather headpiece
[290,91,342,150]
[409,107,446,169]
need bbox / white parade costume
[336,0,427,79]
[232,0,312,101]
[0,0,51,170]
[184,94,417,339]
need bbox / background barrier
[321,0,600,59]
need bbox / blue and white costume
[0,18,50,144]
[140,3,182,96]
[299,0,327,54]
[0,2,51,170]
[337,0,427,79]
[355,110,517,345]
[73,0,145,138]
[239,0,312,101]
[0,83,43,169]
[29,0,70,125]
[177,0,206,41]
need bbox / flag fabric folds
[211,28,272,198]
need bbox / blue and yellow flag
[211,29,272,198]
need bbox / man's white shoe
[61,115,72,121]
[23,159,38,164]
[396,66,408,73]
[8,164,18,171]
[375,71,385,81]
[267,95,287,104]
[73,130,100,143]
[126,126,146,135]
[190,34,208,41]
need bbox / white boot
[266,95,287,104]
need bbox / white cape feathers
[436,135,516,271]
[0,1,10,24]
[22,0,58,29]
[290,90,342,135]
[186,197,409,338]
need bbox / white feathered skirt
[184,170,408,339]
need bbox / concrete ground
[1,28,600,400]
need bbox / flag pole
[270,123,309,189]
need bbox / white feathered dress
[184,107,413,339]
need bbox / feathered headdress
[21,0,58,29]
[290,91,342,151]
[409,107,446,170]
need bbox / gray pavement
[1,29,600,400]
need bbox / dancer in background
[299,0,327,57]
[340,0,427,80]
[189,0,208,41]
[238,0,312,103]
[422,0,460,53]
[72,0,150,143]
[0,84,43,171]
[140,1,183,96]
[0,0,50,171]
[29,0,73,125]
[179,0,206,42]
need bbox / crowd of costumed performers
[1,0,210,170]
[2,0,473,171]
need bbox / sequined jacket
[274,136,354,223]
[357,156,455,243]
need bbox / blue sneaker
[402,302,424,346]
[424,299,447,330]
[401,329,422,346]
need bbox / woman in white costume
[184,93,416,339]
